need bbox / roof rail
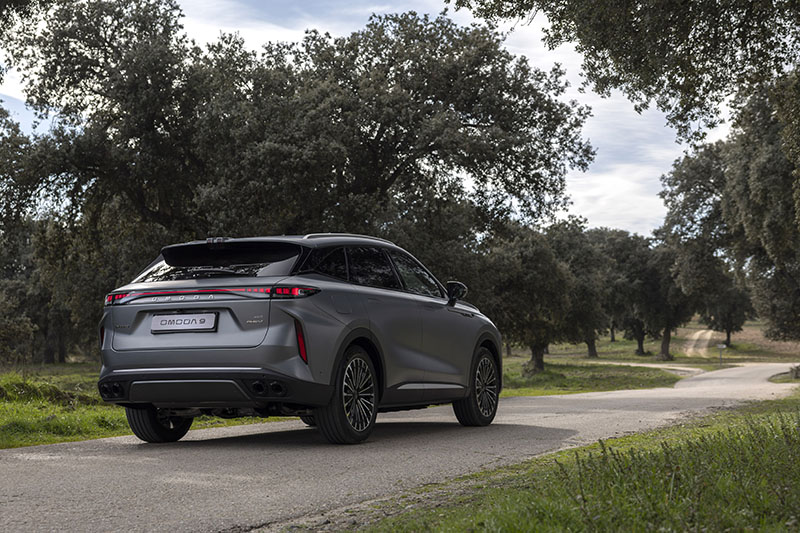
[302,233,395,245]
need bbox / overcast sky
[0,0,728,236]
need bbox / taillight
[103,287,274,305]
[294,318,308,363]
[104,292,130,305]
[272,286,320,298]
[103,286,318,305]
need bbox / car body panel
[98,234,501,414]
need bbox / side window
[389,251,444,298]
[347,247,401,290]
[304,247,348,280]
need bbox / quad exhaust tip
[248,380,286,397]
[99,382,125,399]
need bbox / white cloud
[180,1,306,48]
[0,67,27,102]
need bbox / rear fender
[331,327,387,402]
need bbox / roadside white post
[716,343,727,365]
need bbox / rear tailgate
[110,281,280,351]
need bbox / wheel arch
[333,327,386,402]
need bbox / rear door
[387,250,475,400]
[346,246,425,404]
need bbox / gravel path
[0,363,796,532]
[683,329,715,356]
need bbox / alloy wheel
[342,357,375,432]
[475,357,498,417]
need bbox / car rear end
[98,238,333,418]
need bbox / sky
[0,0,729,237]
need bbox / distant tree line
[1,0,795,375]
[452,0,800,344]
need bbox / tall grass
[367,410,800,532]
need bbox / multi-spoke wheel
[453,347,499,426]
[315,345,378,444]
[125,406,193,443]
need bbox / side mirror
[446,281,468,306]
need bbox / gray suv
[98,234,502,444]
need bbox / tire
[299,415,316,427]
[453,347,499,426]
[315,345,378,444]
[125,406,193,443]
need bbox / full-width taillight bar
[103,286,319,305]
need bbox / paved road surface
[0,363,796,532]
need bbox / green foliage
[639,244,695,360]
[0,1,594,363]
[545,218,608,357]
[455,0,800,342]
[660,142,756,344]
[451,0,800,141]
[0,291,35,365]
[660,93,800,341]
[477,225,572,373]
[587,228,656,355]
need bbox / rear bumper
[98,368,333,408]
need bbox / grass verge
[501,357,681,397]
[360,389,800,532]
[0,369,277,449]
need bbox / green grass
[501,357,681,397]
[770,372,800,384]
[0,369,279,449]
[363,389,800,532]
[523,318,800,369]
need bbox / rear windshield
[132,242,301,282]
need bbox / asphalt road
[1,363,796,532]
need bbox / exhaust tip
[251,380,266,395]
[269,381,286,396]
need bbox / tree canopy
[450,0,800,141]
[478,224,572,374]
[545,218,608,357]
[0,0,595,362]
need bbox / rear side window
[133,242,301,282]
[389,251,444,298]
[303,247,348,280]
[347,247,401,290]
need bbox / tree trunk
[725,329,731,347]
[523,344,546,376]
[42,324,55,365]
[635,333,646,356]
[505,342,512,358]
[57,331,67,364]
[609,326,616,342]
[586,337,599,358]
[543,345,549,355]
[657,326,674,361]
